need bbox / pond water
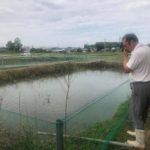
[0,70,130,126]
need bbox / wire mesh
[63,80,131,150]
[0,79,131,150]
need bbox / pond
[0,70,131,132]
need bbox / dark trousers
[129,81,150,130]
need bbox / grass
[64,100,133,150]
[0,126,56,150]
[0,51,123,67]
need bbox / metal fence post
[56,119,64,150]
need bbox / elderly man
[122,33,150,149]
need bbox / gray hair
[122,33,139,43]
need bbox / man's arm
[123,50,132,73]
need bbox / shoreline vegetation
[0,61,123,85]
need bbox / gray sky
[0,0,150,47]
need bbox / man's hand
[123,49,131,73]
[124,49,129,57]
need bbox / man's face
[122,39,133,53]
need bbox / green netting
[0,54,96,69]
[100,107,128,150]
[0,108,56,133]
[63,80,130,134]
[0,79,131,150]
[63,80,131,150]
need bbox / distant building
[20,46,31,56]
[95,42,121,51]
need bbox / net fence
[0,79,131,150]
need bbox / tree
[6,41,15,51]
[14,37,22,51]
[6,37,23,52]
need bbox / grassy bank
[0,52,123,62]
[65,100,131,150]
[0,61,123,85]
[0,52,123,70]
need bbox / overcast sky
[0,0,150,47]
